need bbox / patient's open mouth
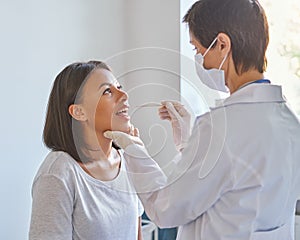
[116,107,130,120]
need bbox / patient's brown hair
[43,61,110,161]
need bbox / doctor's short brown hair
[183,0,269,75]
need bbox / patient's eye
[103,87,112,95]
[117,85,122,90]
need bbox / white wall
[0,0,180,239]
[121,0,180,167]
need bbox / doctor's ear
[68,104,87,121]
[217,33,231,57]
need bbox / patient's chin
[111,123,131,134]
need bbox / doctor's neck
[227,69,264,94]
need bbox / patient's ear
[68,104,87,121]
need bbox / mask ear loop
[218,52,228,70]
[203,37,218,57]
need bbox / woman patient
[29,61,143,240]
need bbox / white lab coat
[124,83,300,240]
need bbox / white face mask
[195,37,229,93]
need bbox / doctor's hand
[159,101,191,151]
[104,127,144,149]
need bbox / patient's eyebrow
[98,82,112,89]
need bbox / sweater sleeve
[29,174,74,240]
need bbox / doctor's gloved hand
[104,127,144,149]
[159,101,191,151]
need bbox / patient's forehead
[81,68,120,94]
[88,68,118,86]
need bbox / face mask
[195,37,229,93]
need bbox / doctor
[105,0,300,239]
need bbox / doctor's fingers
[159,104,180,122]
[158,107,171,120]
[170,103,189,117]
[161,100,182,107]
[161,100,186,114]
[128,124,140,137]
[159,112,171,121]
[165,102,182,121]
[133,127,140,137]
